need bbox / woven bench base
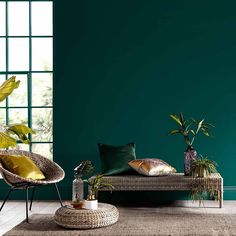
[54,203,119,229]
[89,173,223,208]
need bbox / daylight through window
[0,0,53,159]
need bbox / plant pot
[197,169,208,178]
[184,146,197,176]
[84,200,98,210]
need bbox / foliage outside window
[0,0,53,159]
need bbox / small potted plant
[84,174,114,210]
[169,113,214,175]
[72,160,94,206]
[191,155,217,178]
[190,155,218,206]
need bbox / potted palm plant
[84,174,114,210]
[169,113,214,175]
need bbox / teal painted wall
[1,0,236,200]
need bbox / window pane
[9,143,30,152]
[32,2,52,36]
[8,74,28,107]
[32,143,53,160]
[9,108,28,125]
[0,38,6,71]
[0,75,5,86]
[9,38,29,71]
[0,109,6,125]
[32,73,52,106]
[8,2,29,36]
[0,75,6,107]
[32,108,52,142]
[32,38,52,71]
[0,2,6,36]
[16,143,30,152]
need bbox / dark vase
[184,145,197,176]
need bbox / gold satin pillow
[128,158,176,176]
[0,155,45,180]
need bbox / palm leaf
[169,130,182,135]
[189,130,195,135]
[0,76,20,102]
[197,119,204,131]
[0,132,17,148]
[185,123,192,131]
[200,128,210,137]
[7,124,35,144]
[170,114,182,126]
[203,122,215,128]
[180,112,186,126]
[74,160,94,176]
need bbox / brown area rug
[4,207,236,236]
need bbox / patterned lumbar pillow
[128,158,176,176]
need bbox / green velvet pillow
[98,143,136,175]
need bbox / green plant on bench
[190,155,218,206]
[84,174,114,200]
[169,113,214,175]
[191,155,217,178]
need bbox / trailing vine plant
[190,155,218,207]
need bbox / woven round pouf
[54,203,119,229]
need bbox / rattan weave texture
[0,150,65,187]
[89,173,222,191]
[54,203,119,229]
[89,173,223,208]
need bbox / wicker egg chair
[0,150,65,222]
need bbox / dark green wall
[1,0,236,200]
[53,0,236,200]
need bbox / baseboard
[223,186,236,199]
[224,186,236,191]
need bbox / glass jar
[72,175,84,201]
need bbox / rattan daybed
[89,173,223,208]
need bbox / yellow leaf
[0,132,17,148]
[0,76,20,102]
[8,124,35,144]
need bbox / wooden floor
[1,200,236,235]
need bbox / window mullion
[5,0,9,126]
[28,0,32,152]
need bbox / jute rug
[4,207,236,236]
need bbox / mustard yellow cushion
[0,155,45,180]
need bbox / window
[0,1,53,159]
